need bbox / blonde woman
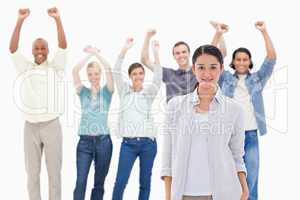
[72,46,114,200]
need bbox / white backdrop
[0,0,298,199]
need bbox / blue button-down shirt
[218,58,276,136]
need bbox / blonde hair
[87,61,101,72]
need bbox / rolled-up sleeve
[162,67,172,83]
[144,63,162,102]
[229,106,247,175]
[112,56,129,96]
[50,48,67,71]
[218,70,229,87]
[11,50,31,74]
[257,58,276,88]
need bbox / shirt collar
[175,66,192,75]
[124,85,144,95]
[190,85,223,106]
[234,71,251,79]
[33,60,49,67]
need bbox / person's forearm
[219,36,227,57]
[261,30,276,60]
[164,176,172,200]
[112,55,127,93]
[95,53,114,91]
[55,17,67,49]
[153,49,160,65]
[151,62,162,87]
[211,32,227,58]
[10,19,24,53]
[141,35,153,69]
[103,66,114,90]
[211,31,223,47]
[102,65,114,91]
[72,54,92,87]
[73,54,92,73]
[119,48,128,58]
[238,172,248,194]
[211,32,227,57]
[94,53,111,70]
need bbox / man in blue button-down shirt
[212,21,277,200]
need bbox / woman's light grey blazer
[161,89,247,200]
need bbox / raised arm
[85,46,114,92]
[48,7,67,49]
[152,40,161,65]
[72,48,93,91]
[255,21,276,60]
[210,21,228,58]
[144,40,162,99]
[141,29,158,71]
[9,8,30,53]
[113,38,134,93]
[119,38,134,58]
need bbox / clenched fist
[84,45,100,54]
[18,8,30,20]
[146,29,157,38]
[210,21,229,34]
[47,7,60,19]
[255,21,267,32]
[124,37,134,50]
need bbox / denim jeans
[73,135,113,200]
[182,196,213,200]
[243,130,259,200]
[112,137,157,200]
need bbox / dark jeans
[244,130,259,200]
[73,135,113,200]
[112,137,157,200]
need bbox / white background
[0,0,298,199]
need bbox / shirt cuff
[236,163,247,177]
[161,168,172,180]
[264,57,276,65]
